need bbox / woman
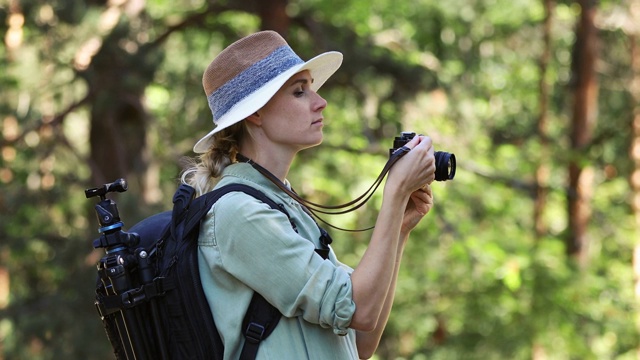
[182,30,436,360]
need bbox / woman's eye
[294,88,305,97]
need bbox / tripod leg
[113,312,138,360]
[136,249,169,360]
[105,263,152,360]
[149,299,170,360]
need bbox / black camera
[390,132,456,181]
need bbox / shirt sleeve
[202,192,356,335]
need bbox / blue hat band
[207,45,304,123]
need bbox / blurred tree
[534,0,554,240]
[567,0,599,267]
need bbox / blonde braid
[181,122,247,196]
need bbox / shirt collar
[221,162,291,193]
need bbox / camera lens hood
[434,151,456,181]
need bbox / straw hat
[193,30,343,153]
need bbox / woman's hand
[401,184,433,235]
[386,135,436,198]
[387,134,436,236]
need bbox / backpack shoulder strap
[177,183,287,360]
[181,183,290,237]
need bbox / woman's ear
[245,111,262,126]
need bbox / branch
[0,93,91,148]
[465,161,568,198]
[146,1,259,50]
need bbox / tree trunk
[257,0,290,36]
[533,4,554,358]
[566,0,599,267]
[85,2,162,204]
[534,0,554,239]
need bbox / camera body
[390,132,456,181]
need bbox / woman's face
[254,70,328,152]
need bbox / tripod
[87,179,168,360]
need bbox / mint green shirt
[198,163,358,360]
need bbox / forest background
[2,0,640,359]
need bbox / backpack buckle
[244,322,266,344]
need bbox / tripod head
[86,178,139,252]
[85,178,128,200]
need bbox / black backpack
[88,181,301,360]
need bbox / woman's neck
[239,146,295,183]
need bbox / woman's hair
[181,121,248,196]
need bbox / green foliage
[1,0,639,359]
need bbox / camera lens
[434,151,456,181]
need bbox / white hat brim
[193,51,343,153]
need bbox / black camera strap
[236,146,410,232]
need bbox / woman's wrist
[383,178,412,205]
[398,229,411,247]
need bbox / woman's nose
[313,91,327,112]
